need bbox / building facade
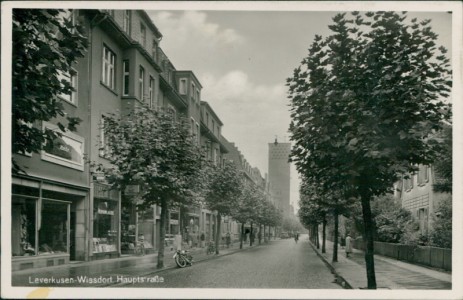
[393,164,449,235]
[11,8,278,271]
[268,139,291,217]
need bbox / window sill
[59,96,78,108]
[100,81,118,96]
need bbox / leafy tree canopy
[13,9,87,173]
[204,161,243,216]
[288,11,452,198]
[93,105,207,211]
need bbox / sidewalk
[12,239,274,287]
[309,238,451,290]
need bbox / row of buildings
[11,9,291,271]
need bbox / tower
[268,138,291,217]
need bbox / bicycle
[134,241,145,256]
[206,241,216,255]
[173,249,193,268]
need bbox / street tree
[232,182,260,249]
[298,191,325,249]
[288,12,451,288]
[92,104,206,268]
[12,9,87,173]
[204,161,243,254]
[259,199,280,243]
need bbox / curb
[105,241,271,287]
[308,241,353,289]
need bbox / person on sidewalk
[345,234,353,258]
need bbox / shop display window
[93,199,118,253]
[38,200,69,254]
[12,197,70,257]
[12,198,36,256]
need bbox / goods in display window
[93,199,118,253]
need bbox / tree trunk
[250,222,253,246]
[361,191,377,289]
[264,225,267,243]
[322,216,327,254]
[316,224,320,249]
[258,224,262,245]
[240,223,244,249]
[215,213,221,254]
[309,225,315,244]
[157,198,168,269]
[332,210,339,262]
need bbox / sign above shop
[41,122,84,171]
[125,185,140,196]
[94,183,118,201]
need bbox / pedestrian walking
[226,232,231,248]
[294,232,299,243]
[345,234,353,258]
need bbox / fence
[352,239,451,271]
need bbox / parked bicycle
[173,250,193,268]
[134,241,145,256]
[206,241,216,255]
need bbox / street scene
[3,1,459,299]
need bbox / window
[196,122,200,144]
[217,126,220,137]
[179,79,187,94]
[139,66,144,100]
[122,60,129,96]
[190,118,195,136]
[102,46,115,89]
[196,89,200,102]
[93,199,118,253]
[123,10,131,33]
[149,76,155,108]
[58,69,77,104]
[213,148,218,165]
[12,197,70,257]
[417,165,429,185]
[39,200,69,255]
[403,174,414,191]
[56,10,76,36]
[212,120,215,134]
[206,112,209,127]
[140,23,146,48]
[191,83,195,100]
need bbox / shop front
[12,177,88,271]
[91,182,120,260]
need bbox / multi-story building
[198,101,228,241]
[12,8,276,270]
[12,22,91,270]
[393,164,449,235]
[268,139,291,217]
[11,8,210,270]
[222,137,277,240]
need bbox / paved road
[118,235,341,289]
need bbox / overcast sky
[146,7,452,209]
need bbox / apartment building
[12,8,268,270]
[12,10,93,271]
